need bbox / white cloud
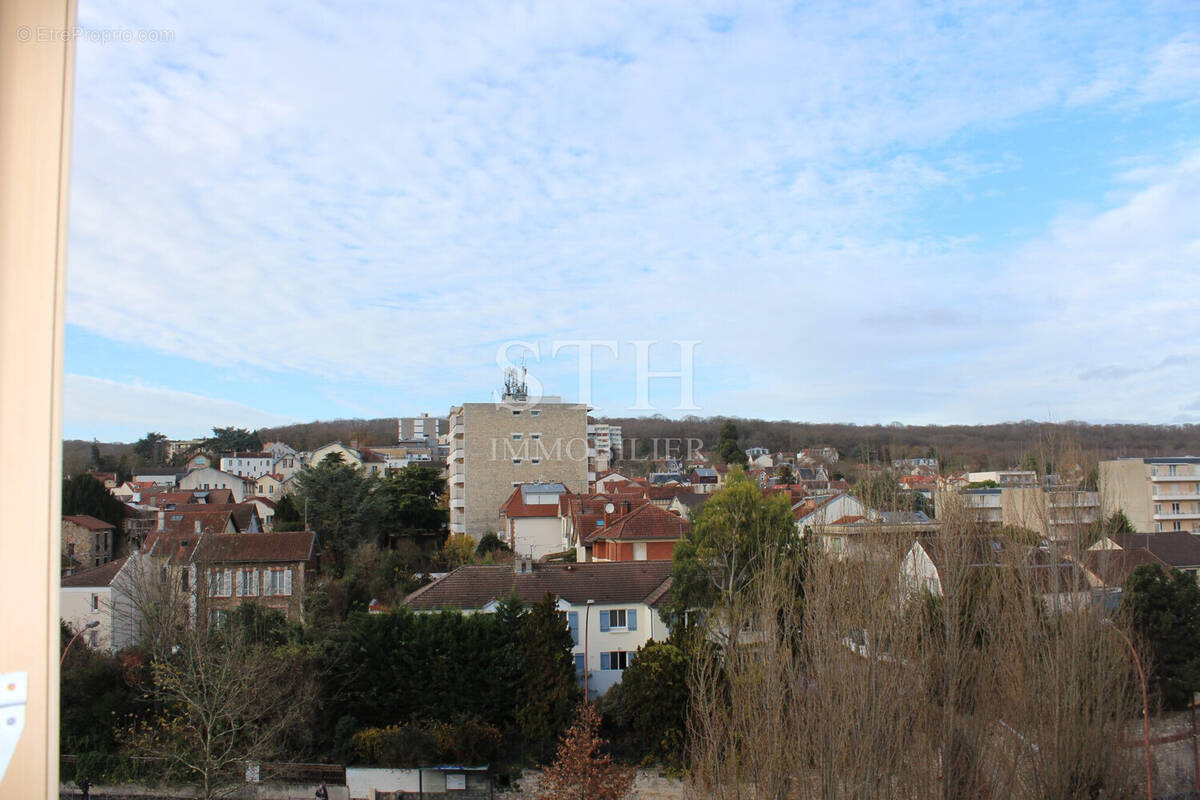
[63,375,298,440]
[63,1,1200,424]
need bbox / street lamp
[1103,619,1152,800]
[61,620,99,664]
[583,599,595,701]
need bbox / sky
[64,1,1200,441]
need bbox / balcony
[1153,491,1200,502]
[1151,469,1199,481]
[450,421,465,438]
[451,497,465,509]
[450,447,464,462]
[1153,511,1200,521]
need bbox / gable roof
[1081,547,1171,587]
[62,514,115,531]
[402,561,673,611]
[585,502,691,543]
[193,530,317,564]
[1111,533,1200,568]
[61,556,130,588]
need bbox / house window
[598,608,637,632]
[512,410,522,416]
[209,608,227,628]
[574,653,585,674]
[512,433,523,440]
[600,651,631,670]
[209,569,232,597]
[236,568,259,597]
[87,630,98,648]
[531,433,541,440]
[91,593,99,611]
[1175,522,1183,532]
[513,458,522,464]
[564,611,579,645]
[530,410,541,417]
[532,459,541,465]
[264,567,293,596]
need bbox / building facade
[403,560,671,698]
[1101,457,1200,533]
[447,393,589,536]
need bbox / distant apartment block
[1100,457,1200,533]
[219,452,275,479]
[938,486,1100,541]
[967,470,1039,487]
[447,381,588,537]
[165,438,204,460]
[399,414,447,445]
[587,422,623,459]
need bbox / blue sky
[64,1,1200,441]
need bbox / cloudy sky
[64,1,1200,441]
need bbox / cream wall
[0,1,75,793]
[509,516,565,560]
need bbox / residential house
[62,515,116,573]
[689,468,719,494]
[245,497,277,531]
[403,559,673,698]
[133,470,181,487]
[902,537,1093,612]
[178,466,253,501]
[310,441,388,476]
[794,493,871,536]
[194,531,318,625]
[255,472,284,500]
[594,471,636,494]
[499,483,574,559]
[668,491,709,521]
[583,503,690,562]
[1090,532,1200,581]
[60,555,138,652]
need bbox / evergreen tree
[517,593,580,763]
[1122,563,1200,709]
[62,473,127,548]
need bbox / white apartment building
[1101,457,1200,534]
[219,452,275,480]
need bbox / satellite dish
[604,503,615,514]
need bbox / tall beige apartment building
[447,383,588,537]
[1100,457,1200,533]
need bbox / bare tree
[123,608,314,800]
[686,509,1137,800]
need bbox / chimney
[514,556,534,575]
[622,500,632,515]
[156,510,165,532]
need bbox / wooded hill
[66,417,1200,477]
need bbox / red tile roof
[500,486,569,519]
[403,561,672,610]
[63,514,116,531]
[585,503,690,544]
